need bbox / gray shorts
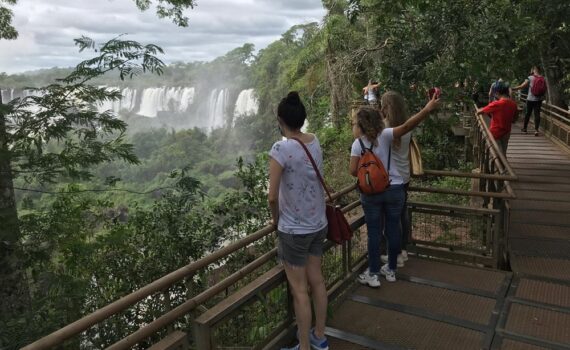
[277,226,328,267]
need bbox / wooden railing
[404,103,516,269]
[23,104,517,350]
[519,93,570,153]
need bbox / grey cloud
[0,0,325,73]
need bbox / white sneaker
[380,254,405,267]
[358,270,381,288]
[380,264,396,282]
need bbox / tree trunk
[541,50,568,109]
[326,50,343,129]
[0,94,30,336]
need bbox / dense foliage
[1,0,569,348]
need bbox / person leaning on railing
[268,92,330,350]
[349,93,440,287]
[476,81,518,155]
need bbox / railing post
[345,240,352,276]
[493,205,503,269]
[407,204,413,250]
[193,322,213,350]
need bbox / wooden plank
[194,265,285,327]
[407,245,494,267]
[147,331,189,350]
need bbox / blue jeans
[361,185,405,272]
[400,182,410,253]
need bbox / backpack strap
[388,145,391,173]
[358,138,373,155]
[291,137,333,202]
[359,137,391,172]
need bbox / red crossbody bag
[291,138,352,244]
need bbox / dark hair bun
[277,91,306,129]
[285,91,301,105]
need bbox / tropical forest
[1,0,569,349]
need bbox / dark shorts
[277,226,328,267]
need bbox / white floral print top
[269,136,327,235]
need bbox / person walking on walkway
[350,93,440,287]
[477,81,518,155]
[489,78,503,102]
[512,66,547,136]
[269,92,329,350]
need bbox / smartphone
[428,87,442,100]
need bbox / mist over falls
[0,86,259,132]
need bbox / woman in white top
[269,92,329,350]
[350,93,439,286]
[380,92,412,268]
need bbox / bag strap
[358,138,372,155]
[291,137,333,202]
[388,144,391,172]
[359,137,391,172]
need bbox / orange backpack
[357,139,391,194]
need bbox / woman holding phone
[351,93,440,286]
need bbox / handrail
[422,169,516,181]
[520,93,570,124]
[22,227,276,350]
[409,185,515,199]
[107,249,279,350]
[22,184,356,350]
[473,103,517,179]
[518,94,570,154]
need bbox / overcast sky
[0,0,325,74]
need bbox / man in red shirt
[477,81,518,155]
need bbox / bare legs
[283,255,327,349]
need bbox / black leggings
[524,100,543,131]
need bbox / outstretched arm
[512,79,529,91]
[392,94,441,138]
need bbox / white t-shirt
[527,75,543,102]
[351,128,408,185]
[367,88,377,103]
[390,132,412,184]
[269,136,327,235]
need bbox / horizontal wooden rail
[408,200,500,215]
[409,185,515,199]
[108,248,279,350]
[22,184,358,350]
[22,228,276,349]
[422,169,517,181]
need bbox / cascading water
[207,88,228,130]
[2,86,259,132]
[178,87,195,113]
[233,89,259,119]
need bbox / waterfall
[137,88,162,118]
[136,87,195,118]
[178,87,195,113]
[3,86,245,132]
[0,89,8,103]
[207,88,228,130]
[120,88,137,112]
[1,88,43,102]
[234,89,259,118]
